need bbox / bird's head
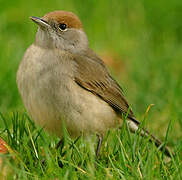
[30,11,88,53]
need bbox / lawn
[0,0,182,179]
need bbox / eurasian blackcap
[17,11,172,157]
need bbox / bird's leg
[56,138,65,168]
[56,138,64,149]
[96,135,103,157]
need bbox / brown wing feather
[72,50,173,158]
[73,49,134,118]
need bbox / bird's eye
[59,23,67,31]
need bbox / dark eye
[59,23,67,31]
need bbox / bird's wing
[72,49,134,119]
[72,50,173,158]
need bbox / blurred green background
[0,0,182,142]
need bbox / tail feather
[127,118,172,158]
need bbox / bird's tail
[127,117,172,158]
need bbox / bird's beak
[30,16,50,28]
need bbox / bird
[16,10,172,157]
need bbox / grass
[0,112,181,179]
[0,0,182,179]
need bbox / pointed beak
[30,16,50,28]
